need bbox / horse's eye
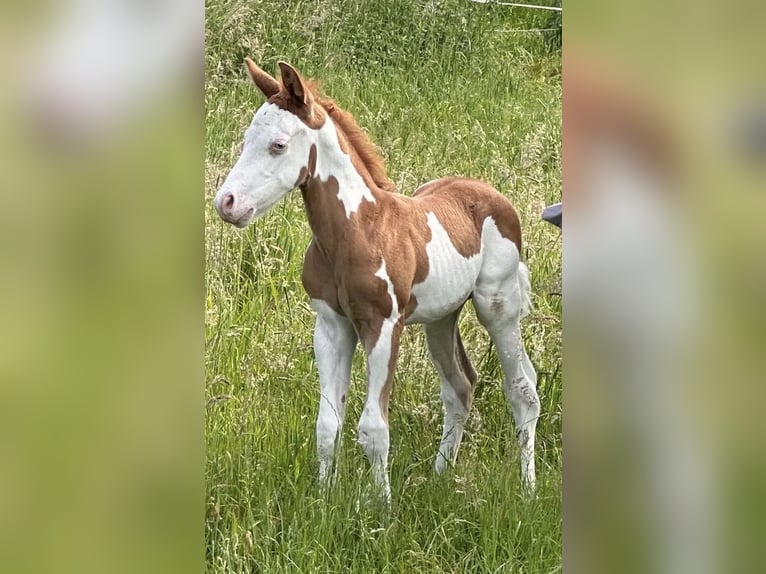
[270,141,287,154]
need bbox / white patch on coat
[407,212,483,324]
[357,260,399,499]
[473,217,523,315]
[472,217,538,489]
[314,118,375,218]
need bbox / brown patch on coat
[268,90,326,130]
[294,144,318,188]
[307,143,317,175]
[299,174,344,257]
[299,169,399,341]
[301,239,342,315]
[414,177,522,253]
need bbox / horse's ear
[278,61,311,106]
[245,58,280,98]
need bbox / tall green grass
[206,1,561,571]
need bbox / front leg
[358,315,402,501]
[313,300,357,485]
[355,261,404,501]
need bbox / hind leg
[425,311,478,474]
[474,262,539,489]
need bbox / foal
[214,61,539,498]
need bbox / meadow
[205,1,561,571]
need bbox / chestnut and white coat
[214,61,539,499]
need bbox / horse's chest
[406,219,482,324]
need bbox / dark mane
[307,82,397,193]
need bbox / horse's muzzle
[215,191,255,228]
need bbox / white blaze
[215,103,316,226]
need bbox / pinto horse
[214,61,539,498]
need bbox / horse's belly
[405,230,483,325]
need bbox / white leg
[357,400,391,500]
[476,309,539,489]
[312,300,357,485]
[503,335,539,488]
[357,317,401,501]
[425,312,476,474]
[474,236,539,489]
[356,262,404,500]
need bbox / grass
[205,1,561,572]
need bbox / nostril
[222,193,235,215]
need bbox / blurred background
[565,1,766,573]
[0,1,203,573]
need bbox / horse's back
[413,177,522,252]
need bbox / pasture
[205,1,561,572]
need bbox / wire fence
[468,0,562,11]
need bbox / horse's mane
[306,81,397,193]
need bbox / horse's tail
[519,261,533,320]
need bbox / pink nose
[219,193,235,217]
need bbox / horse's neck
[301,122,389,258]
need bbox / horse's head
[215,60,324,228]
